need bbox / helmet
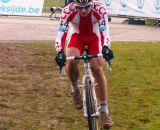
[76,0,92,3]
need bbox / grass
[43,0,65,12]
[44,0,65,7]
[145,19,157,26]
[0,42,160,130]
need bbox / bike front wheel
[85,77,99,130]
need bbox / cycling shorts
[67,33,102,55]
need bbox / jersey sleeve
[98,5,111,48]
[55,3,77,52]
[55,13,69,52]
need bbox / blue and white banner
[0,0,44,16]
[101,0,160,19]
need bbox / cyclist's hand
[102,46,114,61]
[55,51,66,68]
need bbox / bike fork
[91,84,100,117]
[82,81,100,118]
[82,83,88,118]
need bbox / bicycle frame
[67,54,103,117]
[82,60,100,118]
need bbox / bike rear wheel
[85,77,98,130]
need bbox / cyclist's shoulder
[61,2,78,21]
[92,1,108,19]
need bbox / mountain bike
[64,47,112,130]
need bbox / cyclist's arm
[55,18,69,52]
[99,10,111,48]
[55,3,76,52]
[55,9,68,52]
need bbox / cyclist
[55,0,114,128]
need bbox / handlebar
[66,54,102,61]
[59,54,112,75]
[66,53,112,71]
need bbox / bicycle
[50,7,62,20]
[62,47,112,130]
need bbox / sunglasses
[76,5,91,10]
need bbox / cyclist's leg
[91,58,113,128]
[91,58,108,105]
[88,34,113,128]
[66,47,80,89]
[87,34,108,104]
[66,33,83,91]
[66,33,83,110]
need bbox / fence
[0,0,44,16]
[100,0,160,19]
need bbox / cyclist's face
[76,2,92,17]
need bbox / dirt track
[0,16,160,43]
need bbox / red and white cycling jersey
[55,1,111,54]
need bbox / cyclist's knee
[67,60,79,71]
[92,65,103,74]
[66,47,80,57]
[91,58,103,72]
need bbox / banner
[100,0,160,19]
[0,0,44,16]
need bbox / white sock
[100,101,109,114]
